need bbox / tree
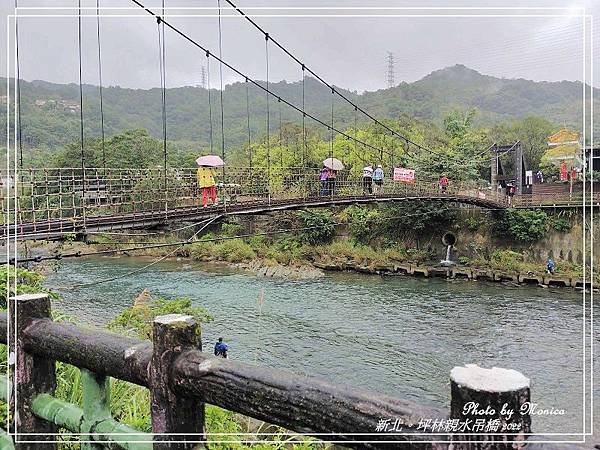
[489,117,556,170]
[52,129,197,168]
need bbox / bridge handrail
[2,294,575,449]
[2,166,503,229]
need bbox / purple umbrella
[196,155,225,167]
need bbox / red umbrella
[196,155,225,167]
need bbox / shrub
[214,239,256,262]
[221,221,244,237]
[108,297,213,340]
[465,216,484,232]
[493,209,548,243]
[297,210,335,245]
[490,250,525,272]
[383,200,457,235]
[188,241,216,260]
[0,266,55,309]
[344,206,381,244]
[550,216,571,232]
[458,256,471,266]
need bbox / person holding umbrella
[319,166,329,196]
[196,155,224,208]
[323,157,344,197]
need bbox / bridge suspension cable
[222,0,434,154]
[221,0,490,167]
[206,53,214,154]
[330,88,334,160]
[129,0,400,163]
[301,65,306,166]
[265,33,270,183]
[96,0,106,170]
[157,0,167,191]
[217,0,226,174]
[245,77,252,168]
[77,0,85,172]
[15,0,23,167]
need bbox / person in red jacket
[438,175,449,193]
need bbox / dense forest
[1,64,597,157]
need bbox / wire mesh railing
[1,167,506,236]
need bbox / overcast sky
[2,0,599,92]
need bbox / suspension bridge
[6,0,593,243]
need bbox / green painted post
[31,394,152,450]
[0,428,15,450]
[31,394,83,433]
[81,369,111,450]
[0,375,8,402]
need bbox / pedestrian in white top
[362,165,374,195]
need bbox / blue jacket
[214,342,229,356]
[373,168,384,181]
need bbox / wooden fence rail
[0,294,590,449]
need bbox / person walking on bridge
[362,165,374,195]
[197,165,218,208]
[214,337,229,358]
[438,174,449,193]
[319,166,328,196]
[373,164,384,194]
[506,183,516,206]
[325,168,337,196]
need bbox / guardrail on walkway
[1,167,500,226]
[0,293,584,449]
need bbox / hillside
[1,65,597,151]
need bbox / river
[44,256,599,435]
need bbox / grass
[465,249,590,281]
[187,234,431,271]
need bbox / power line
[66,215,222,289]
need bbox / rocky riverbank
[19,238,589,289]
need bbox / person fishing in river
[214,337,229,358]
[546,258,556,275]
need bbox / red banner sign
[393,167,415,183]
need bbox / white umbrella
[323,157,344,171]
[196,155,225,167]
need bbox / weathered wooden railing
[0,294,586,449]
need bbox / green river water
[45,256,598,435]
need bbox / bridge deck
[2,167,596,240]
[4,193,506,240]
